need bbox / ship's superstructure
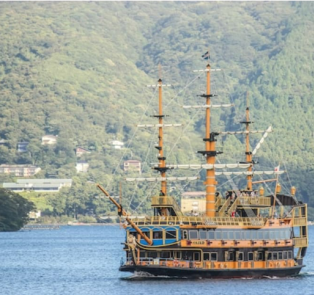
[97,53,308,278]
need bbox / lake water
[0,225,313,295]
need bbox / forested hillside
[0,2,314,219]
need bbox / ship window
[257,252,264,261]
[215,230,222,240]
[248,252,254,261]
[263,230,269,240]
[222,230,228,240]
[189,230,198,240]
[273,252,278,260]
[283,251,287,259]
[160,252,171,259]
[194,252,200,261]
[270,231,275,240]
[251,230,257,240]
[183,230,188,239]
[200,230,207,240]
[238,252,244,261]
[274,229,281,240]
[142,231,150,239]
[288,251,292,259]
[228,231,234,240]
[147,252,158,259]
[245,230,251,240]
[208,230,215,240]
[267,252,272,260]
[211,252,217,261]
[278,252,283,260]
[204,253,210,261]
[166,231,176,239]
[174,252,181,259]
[153,231,163,239]
[140,251,146,258]
[235,230,241,240]
[226,252,234,261]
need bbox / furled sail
[125,176,198,182]
[137,124,182,128]
[183,104,233,109]
[150,163,251,169]
[218,130,272,135]
[147,84,172,87]
[193,69,222,73]
[215,171,285,176]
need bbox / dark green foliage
[0,188,35,231]
[0,2,314,217]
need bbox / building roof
[42,135,57,139]
[76,147,90,152]
[3,183,61,189]
[111,140,124,146]
[0,164,39,168]
[124,160,141,164]
[16,179,72,184]
[76,161,88,164]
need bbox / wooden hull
[120,264,304,278]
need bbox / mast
[205,63,216,218]
[244,92,253,191]
[197,58,220,218]
[158,76,167,196]
[152,65,171,216]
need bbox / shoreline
[28,221,314,226]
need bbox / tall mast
[243,92,253,191]
[197,58,219,218]
[158,72,167,196]
[153,64,170,216]
[206,63,217,218]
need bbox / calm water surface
[0,225,313,295]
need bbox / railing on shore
[20,224,60,231]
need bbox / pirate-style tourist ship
[97,52,308,278]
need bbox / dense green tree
[0,188,35,231]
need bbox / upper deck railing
[130,215,268,227]
[238,196,271,207]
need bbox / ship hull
[120,265,304,278]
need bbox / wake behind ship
[97,52,308,278]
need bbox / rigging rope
[127,74,202,213]
[107,85,158,191]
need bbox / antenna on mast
[158,63,162,80]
